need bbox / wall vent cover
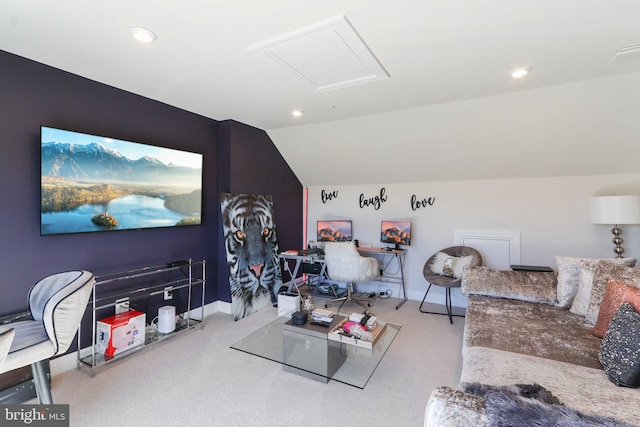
[249,15,389,93]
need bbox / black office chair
[419,246,482,324]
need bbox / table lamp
[589,194,640,258]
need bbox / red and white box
[96,310,146,359]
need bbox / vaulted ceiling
[3,1,640,186]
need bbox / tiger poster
[220,193,283,320]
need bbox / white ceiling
[2,1,640,186]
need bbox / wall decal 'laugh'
[359,188,387,210]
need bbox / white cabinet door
[454,230,521,270]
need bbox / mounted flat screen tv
[40,126,203,235]
[317,220,352,242]
[381,220,412,249]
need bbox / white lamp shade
[589,195,640,225]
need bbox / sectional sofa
[424,258,640,426]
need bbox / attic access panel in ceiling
[249,15,389,93]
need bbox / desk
[278,247,407,309]
[279,250,327,295]
[358,247,407,309]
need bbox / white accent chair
[323,242,378,314]
[0,270,94,404]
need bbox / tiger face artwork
[220,193,283,321]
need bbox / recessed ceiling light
[128,26,157,43]
[292,109,304,117]
[511,67,532,79]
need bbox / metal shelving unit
[77,259,206,376]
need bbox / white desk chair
[323,242,378,314]
[0,270,94,404]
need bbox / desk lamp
[589,194,640,258]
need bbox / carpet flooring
[52,296,465,426]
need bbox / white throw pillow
[429,252,450,275]
[569,260,599,317]
[556,256,585,308]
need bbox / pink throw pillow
[592,279,640,338]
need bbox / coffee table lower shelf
[283,315,346,383]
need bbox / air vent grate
[249,15,389,93]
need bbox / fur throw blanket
[484,390,633,427]
[463,382,562,405]
[463,382,631,427]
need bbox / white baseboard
[52,300,233,378]
[201,300,232,316]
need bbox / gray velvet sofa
[424,263,640,426]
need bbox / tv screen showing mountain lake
[40,127,202,235]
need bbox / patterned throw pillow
[430,252,473,278]
[599,302,640,388]
[592,279,640,338]
[442,255,473,278]
[556,256,636,309]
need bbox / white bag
[277,292,300,317]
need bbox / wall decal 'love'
[411,194,435,211]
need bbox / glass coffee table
[231,315,401,388]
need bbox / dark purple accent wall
[0,50,302,319]
[215,120,303,301]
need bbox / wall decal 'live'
[360,188,387,210]
[411,195,435,211]
[321,189,338,203]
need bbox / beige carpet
[52,297,464,426]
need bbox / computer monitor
[317,220,352,242]
[381,220,411,249]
